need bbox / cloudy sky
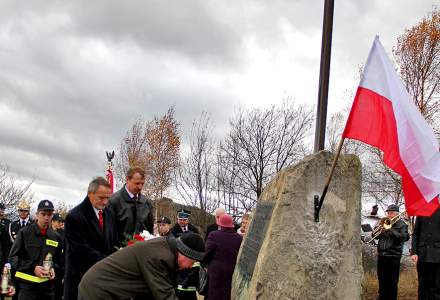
[0,0,437,207]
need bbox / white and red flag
[106,166,115,193]
[343,36,440,216]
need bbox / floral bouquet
[123,230,157,247]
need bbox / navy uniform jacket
[171,223,200,238]
[63,197,116,300]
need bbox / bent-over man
[78,233,205,300]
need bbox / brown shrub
[363,266,418,300]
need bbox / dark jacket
[108,186,154,247]
[205,223,240,241]
[78,237,179,300]
[376,219,409,257]
[9,223,62,286]
[203,228,243,300]
[171,223,200,238]
[63,197,115,300]
[9,218,33,242]
[411,207,440,263]
[205,223,218,240]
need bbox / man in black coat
[375,204,409,300]
[108,167,154,247]
[411,205,440,300]
[63,177,115,300]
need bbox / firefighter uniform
[9,201,62,300]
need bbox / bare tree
[0,164,33,218]
[217,100,314,210]
[175,112,220,222]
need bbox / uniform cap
[17,200,30,211]
[52,213,64,221]
[37,200,54,212]
[386,204,399,212]
[177,209,191,219]
[157,216,171,224]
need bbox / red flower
[133,234,144,241]
[127,240,135,246]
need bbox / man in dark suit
[411,205,440,300]
[108,167,154,247]
[63,177,115,300]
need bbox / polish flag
[342,37,440,216]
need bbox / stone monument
[231,151,363,300]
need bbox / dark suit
[108,186,154,247]
[63,197,115,300]
[411,207,440,300]
[171,223,200,238]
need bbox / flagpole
[314,136,345,222]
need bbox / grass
[363,266,418,300]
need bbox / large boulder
[232,151,363,300]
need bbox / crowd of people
[0,167,250,300]
[1,165,438,300]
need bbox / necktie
[21,221,25,227]
[98,210,103,231]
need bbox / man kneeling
[78,232,204,300]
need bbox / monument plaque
[238,202,274,279]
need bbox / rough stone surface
[232,151,363,300]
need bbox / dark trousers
[377,256,401,300]
[417,262,440,300]
[176,290,197,300]
[18,282,55,300]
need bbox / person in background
[237,212,250,236]
[9,200,62,300]
[0,203,11,268]
[171,210,200,300]
[203,214,243,300]
[51,214,64,235]
[157,216,172,237]
[63,177,115,300]
[51,213,65,300]
[205,208,225,240]
[411,205,440,300]
[171,210,200,238]
[109,167,154,248]
[78,233,205,300]
[374,204,409,300]
[9,200,33,243]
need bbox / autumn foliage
[394,9,440,126]
[116,107,180,200]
